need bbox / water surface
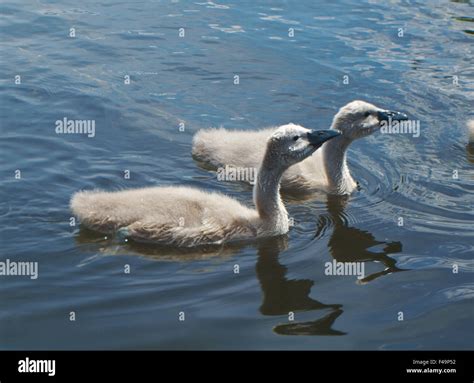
[0,0,473,349]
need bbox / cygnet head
[267,124,341,170]
[332,100,408,141]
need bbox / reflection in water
[255,237,345,336]
[76,227,346,336]
[75,190,406,336]
[450,1,473,5]
[74,190,406,337]
[256,237,341,315]
[467,143,474,164]
[318,195,405,283]
[75,226,247,261]
[451,3,474,34]
[467,120,474,163]
[274,309,346,336]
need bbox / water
[1,0,473,350]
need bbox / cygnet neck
[253,151,288,232]
[322,129,355,194]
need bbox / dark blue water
[0,0,473,349]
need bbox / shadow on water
[317,194,406,284]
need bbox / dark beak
[377,110,408,122]
[307,129,342,146]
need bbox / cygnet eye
[293,135,299,141]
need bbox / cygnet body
[71,125,340,246]
[192,100,408,195]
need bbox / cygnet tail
[191,129,220,168]
[468,119,474,143]
[70,190,118,233]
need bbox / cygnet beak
[377,110,408,122]
[307,129,342,146]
